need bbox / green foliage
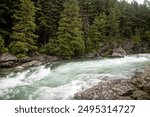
[0,35,8,54]
[51,0,85,58]
[88,13,107,52]
[144,31,150,41]
[0,0,150,57]
[133,28,141,44]
[9,0,37,56]
[35,0,63,45]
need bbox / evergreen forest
[0,0,150,59]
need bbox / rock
[0,53,17,62]
[85,53,96,58]
[74,79,134,100]
[131,90,150,100]
[22,60,42,68]
[123,41,135,53]
[112,46,127,57]
[112,53,125,57]
[0,53,17,68]
[14,66,24,72]
[74,65,150,100]
[19,57,32,63]
[85,52,100,58]
[0,61,14,68]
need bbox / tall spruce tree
[106,4,121,43]
[9,0,37,58]
[35,0,63,45]
[0,0,12,46]
[54,0,85,58]
[88,13,107,52]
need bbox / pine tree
[9,0,37,58]
[106,4,121,43]
[35,0,63,45]
[0,0,12,45]
[88,13,107,52]
[0,35,7,54]
[133,28,141,44]
[54,0,85,58]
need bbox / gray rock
[74,79,134,100]
[85,52,100,58]
[14,66,24,72]
[0,61,14,68]
[22,60,42,68]
[112,46,127,57]
[112,53,124,57]
[0,53,17,62]
[74,65,150,100]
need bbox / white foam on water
[0,54,149,99]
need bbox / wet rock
[74,79,134,100]
[74,65,150,100]
[14,66,24,72]
[22,60,42,68]
[112,46,127,57]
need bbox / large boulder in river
[112,46,127,57]
[0,53,17,68]
[74,65,150,100]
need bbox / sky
[127,0,145,4]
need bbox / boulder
[112,46,127,57]
[74,79,134,100]
[14,66,25,72]
[74,65,150,100]
[0,53,17,68]
[0,61,14,68]
[21,60,42,68]
[85,52,100,58]
[0,53,17,62]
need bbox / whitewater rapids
[0,54,150,100]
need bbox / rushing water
[0,54,150,100]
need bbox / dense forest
[0,0,150,59]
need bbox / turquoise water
[0,54,150,100]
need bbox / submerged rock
[74,65,150,100]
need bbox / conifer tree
[133,28,141,44]
[106,4,120,42]
[35,0,63,45]
[54,0,85,58]
[0,0,12,45]
[0,35,7,54]
[9,0,37,58]
[88,13,107,52]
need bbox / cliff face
[74,65,150,100]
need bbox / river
[0,54,150,100]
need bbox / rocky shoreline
[0,53,59,71]
[0,46,128,69]
[74,65,150,100]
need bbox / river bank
[74,64,150,100]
